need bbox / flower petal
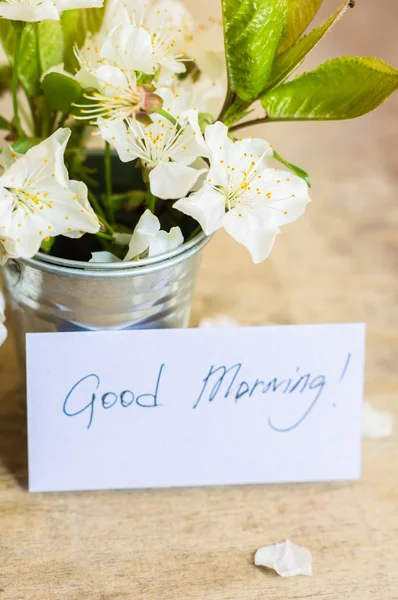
[0,290,5,322]
[0,322,7,347]
[90,251,121,263]
[98,119,136,162]
[222,208,281,264]
[148,226,184,257]
[124,209,160,261]
[0,0,59,21]
[57,0,103,10]
[257,169,310,227]
[149,162,203,200]
[174,182,225,235]
[0,146,22,171]
[101,23,153,74]
[205,121,233,187]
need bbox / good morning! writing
[63,354,351,433]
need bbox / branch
[217,90,237,122]
[228,114,269,133]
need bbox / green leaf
[278,0,323,53]
[273,150,311,186]
[11,137,42,153]
[42,72,83,113]
[61,5,107,73]
[36,21,64,74]
[261,57,398,121]
[0,22,39,96]
[0,21,64,97]
[222,0,288,103]
[266,0,350,91]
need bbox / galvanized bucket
[2,232,209,366]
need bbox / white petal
[40,62,73,82]
[362,401,394,439]
[199,315,240,328]
[90,251,121,263]
[101,23,153,74]
[98,120,136,163]
[179,75,226,119]
[222,208,280,264]
[254,540,312,577]
[0,290,6,323]
[63,180,101,238]
[0,0,59,21]
[0,187,15,229]
[57,0,103,9]
[0,322,7,347]
[114,232,132,246]
[0,146,22,170]
[187,22,226,82]
[124,209,160,261]
[189,157,209,192]
[174,183,225,235]
[205,121,233,187]
[148,226,184,257]
[257,169,310,227]
[149,162,202,200]
[75,67,100,90]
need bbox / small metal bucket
[2,232,209,366]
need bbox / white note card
[26,323,365,493]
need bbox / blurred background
[0,0,397,397]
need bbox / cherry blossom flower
[0,0,104,22]
[99,89,208,200]
[74,64,162,125]
[116,209,183,261]
[0,129,100,261]
[186,17,227,83]
[107,0,192,77]
[174,122,310,264]
[174,74,226,120]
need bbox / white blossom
[171,74,226,120]
[0,129,100,261]
[118,209,183,261]
[0,0,104,22]
[186,17,227,83]
[74,63,162,125]
[106,0,192,77]
[174,122,310,264]
[99,89,207,200]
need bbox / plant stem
[228,115,269,133]
[104,141,114,222]
[12,26,25,138]
[148,192,156,214]
[95,231,114,241]
[87,189,114,235]
[217,90,236,123]
[155,108,177,127]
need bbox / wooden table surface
[1,1,398,598]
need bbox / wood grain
[1,0,398,598]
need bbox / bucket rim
[16,231,210,279]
